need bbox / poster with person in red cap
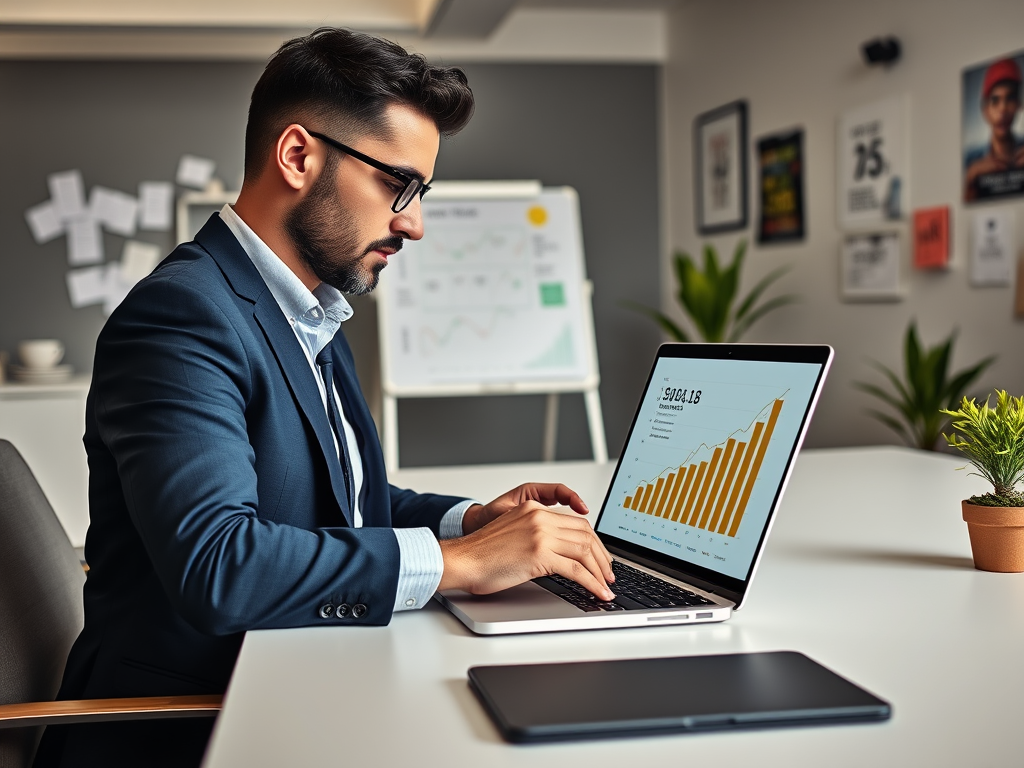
[963,51,1024,202]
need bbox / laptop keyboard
[533,560,716,613]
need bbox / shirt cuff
[392,527,445,612]
[438,499,478,540]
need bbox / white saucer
[10,363,74,383]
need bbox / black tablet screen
[469,651,890,743]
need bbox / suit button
[335,603,350,618]
[352,603,367,619]
[319,603,335,619]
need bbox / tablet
[468,651,891,743]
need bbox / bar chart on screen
[623,397,783,539]
[596,352,825,579]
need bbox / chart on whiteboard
[379,190,591,387]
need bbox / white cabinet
[0,378,90,547]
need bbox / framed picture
[962,50,1024,203]
[836,96,907,229]
[840,232,903,302]
[757,128,805,243]
[695,100,748,234]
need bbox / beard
[284,156,402,295]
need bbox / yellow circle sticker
[526,206,548,226]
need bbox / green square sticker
[539,282,566,307]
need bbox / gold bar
[698,439,736,530]
[661,467,686,518]
[654,473,676,517]
[624,495,633,509]
[638,483,656,513]
[631,485,645,510]
[647,478,666,515]
[680,460,709,526]
[708,439,746,532]
[728,399,784,537]
[688,448,723,528]
[718,423,764,534]
[669,464,698,522]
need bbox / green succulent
[943,391,1024,505]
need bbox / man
[36,28,614,768]
[964,57,1024,201]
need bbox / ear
[274,124,322,192]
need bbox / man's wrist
[461,504,487,535]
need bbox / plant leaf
[728,294,798,341]
[620,301,691,342]
[734,265,791,322]
[865,408,915,445]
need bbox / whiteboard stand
[381,280,607,472]
[377,183,607,472]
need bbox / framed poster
[840,232,902,301]
[837,96,907,229]
[970,208,1016,286]
[757,129,805,243]
[963,51,1024,203]
[695,100,748,234]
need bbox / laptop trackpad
[439,581,583,622]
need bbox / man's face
[983,82,1021,141]
[285,103,439,294]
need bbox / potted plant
[942,391,1024,572]
[628,240,796,342]
[854,322,995,451]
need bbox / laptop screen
[594,344,832,596]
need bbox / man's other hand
[438,485,615,601]
[460,482,589,534]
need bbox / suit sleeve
[92,269,401,635]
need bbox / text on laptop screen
[596,356,823,581]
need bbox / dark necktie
[315,348,355,514]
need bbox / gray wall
[0,60,662,466]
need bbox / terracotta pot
[962,502,1024,573]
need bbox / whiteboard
[377,186,598,394]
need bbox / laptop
[437,342,834,635]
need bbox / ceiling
[0,0,679,38]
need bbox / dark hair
[244,28,474,178]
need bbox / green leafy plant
[629,240,796,343]
[942,391,1024,507]
[854,322,995,451]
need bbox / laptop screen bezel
[593,343,833,608]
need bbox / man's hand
[460,483,590,535]
[439,485,615,601]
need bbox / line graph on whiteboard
[380,193,591,386]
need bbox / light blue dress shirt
[219,205,472,612]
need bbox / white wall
[663,0,1024,449]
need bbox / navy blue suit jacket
[39,215,465,766]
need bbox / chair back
[0,440,86,768]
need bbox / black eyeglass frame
[307,130,431,213]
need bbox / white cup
[19,339,64,369]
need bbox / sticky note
[176,155,216,190]
[138,181,174,230]
[26,201,64,243]
[90,186,139,237]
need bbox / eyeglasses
[307,130,431,213]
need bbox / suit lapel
[194,215,354,526]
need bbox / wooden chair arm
[0,695,222,729]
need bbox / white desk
[203,447,1024,767]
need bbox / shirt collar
[218,203,353,327]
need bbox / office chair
[0,440,221,768]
